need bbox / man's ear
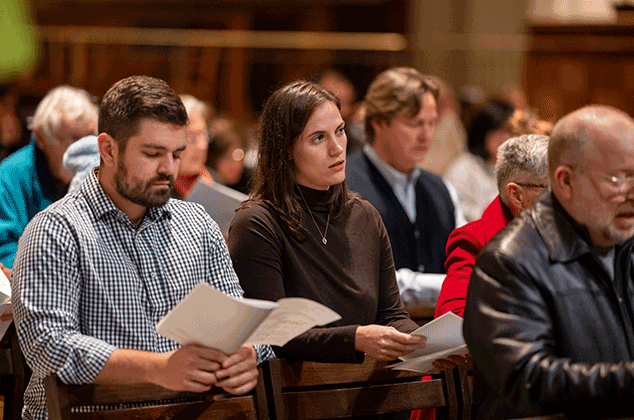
[506,182,525,214]
[98,133,117,168]
[370,116,387,135]
[553,166,573,200]
[32,127,46,151]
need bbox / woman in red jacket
[412,132,550,420]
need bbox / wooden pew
[262,357,458,420]
[44,367,268,420]
[0,322,28,420]
[406,306,436,326]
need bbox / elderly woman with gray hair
[435,133,550,319]
[410,133,550,420]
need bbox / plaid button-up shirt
[12,169,273,420]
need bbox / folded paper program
[156,283,341,353]
[390,312,468,373]
[0,268,11,341]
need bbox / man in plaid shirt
[11,75,273,420]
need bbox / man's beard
[600,222,634,246]
[114,159,174,208]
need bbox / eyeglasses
[593,172,634,193]
[572,166,634,196]
[515,182,548,189]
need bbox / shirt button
[418,265,425,272]
[618,297,623,303]
[414,230,420,239]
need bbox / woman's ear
[98,133,117,168]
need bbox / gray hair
[495,134,550,197]
[29,85,98,141]
[180,94,213,119]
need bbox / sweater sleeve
[228,203,362,362]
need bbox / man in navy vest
[346,67,465,308]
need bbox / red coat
[411,196,513,420]
[435,195,513,318]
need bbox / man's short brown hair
[99,75,188,152]
[364,67,439,144]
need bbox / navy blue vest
[346,151,456,274]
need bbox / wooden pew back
[0,323,28,420]
[263,357,458,420]
[45,367,268,420]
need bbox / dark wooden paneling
[525,23,634,122]
[17,0,410,123]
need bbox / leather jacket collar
[531,191,634,263]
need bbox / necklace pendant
[322,237,328,245]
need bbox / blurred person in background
[173,94,215,198]
[0,83,26,162]
[0,85,97,268]
[458,85,485,129]
[316,69,366,155]
[444,99,515,222]
[507,108,553,136]
[346,67,466,311]
[62,135,100,194]
[419,76,466,176]
[207,115,252,195]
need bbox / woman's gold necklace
[298,188,330,245]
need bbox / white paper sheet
[0,268,10,304]
[389,312,468,373]
[244,298,341,348]
[390,344,469,373]
[400,312,466,360]
[0,269,12,341]
[156,283,341,353]
[186,178,247,233]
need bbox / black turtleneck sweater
[228,185,418,362]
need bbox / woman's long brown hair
[246,80,354,240]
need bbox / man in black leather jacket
[464,105,634,419]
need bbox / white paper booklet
[390,312,469,373]
[185,178,248,234]
[0,268,11,341]
[156,283,341,353]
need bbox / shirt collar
[362,144,421,189]
[80,168,171,226]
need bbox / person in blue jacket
[0,85,97,268]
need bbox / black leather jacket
[464,192,634,419]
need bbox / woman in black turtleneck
[228,81,425,363]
